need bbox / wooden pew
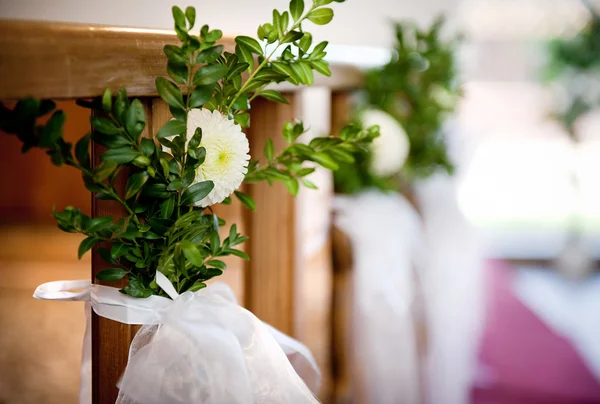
[0,19,362,403]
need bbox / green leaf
[92,160,118,182]
[125,171,149,200]
[299,61,314,84]
[110,242,129,259]
[311,59,331,76]
[235,36,263,55]
[227,62,250,79]
[310,151,339,170]
[181,181,214,205]
[170,106,186,122]
[284,177,299,196]
[264,138,274,160]
[229,223,238,241]
[283,122,295,143]
[234,190,256,211]
[172,6,186,31]
[167,61,188,84]
[101,147,139,164]
[102,88,112,113]
[235,44,254,71]
[234,113,250,127]
[160,195,176,218]
[75,134,91,167]
[189,84,216,108]
[193,64,228,85]
[189,127,203,149]
[98,247,117,265]
[122,277,153,298]
[144,183,170,199]
[307,7,334,25]
[232,94,250,110]
[196,45,224,64]
[302,178,318,189]
[86,216,113,232]
[78,236,100,259]
[281,30,303,43]
[254,69,287,81]
[272,61,295,78]
[180,241,204,266]
[289,62,309,85]
[96,268,128,281]
[36,99,55,117]
[90,116,120,135]
[40,111,66,148]
[140,138,155,157]
[299,32,312,53]
[273,9,285,38]
[290,0,305,21]
[132,154,149,167]
[155,77,185,109]
[257,89,289,104]
[328,147,354,163]
[206,259,226,270]
[228,248,250,260]
[281,11,290,35]
[163,45,187,65]
[210,230,220,256]
[313,40,328,54]
[189,281,207,292]
[114,89,129,124]
[185,6,196,28]
[125,99,146,139]
[166,179,184,191]
[156,120,186,139]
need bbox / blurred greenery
[335,16,462,195]
[544,1,600,137]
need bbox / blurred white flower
[361,109,410,177]
[187,109,250,207]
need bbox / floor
[0,225,87,404]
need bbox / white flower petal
[187,109,250,207]
[362,109,410,177]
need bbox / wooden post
[329,91,357,404]
[244,96,297,335]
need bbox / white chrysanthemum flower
[187,109,250,207]
[362,109,410,177]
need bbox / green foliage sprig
[544,1,600,137]
[334,16,462,195]
[0,0,374,299]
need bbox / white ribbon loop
[33,279,91,301]
[155,271,179,300]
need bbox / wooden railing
[0,19,364,403]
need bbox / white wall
[0,0,460,48]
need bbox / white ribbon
[33,275,321,404]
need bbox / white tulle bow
[33,274,320,404]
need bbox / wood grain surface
[0,19,362,101]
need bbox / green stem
[227,4,317,110]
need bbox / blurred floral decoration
[544,0,600,137]
[334,16,462,195]
[543,0,599,278]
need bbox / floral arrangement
[334,16,462,195]
[544,0,600,137]
[0,0,377,299]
